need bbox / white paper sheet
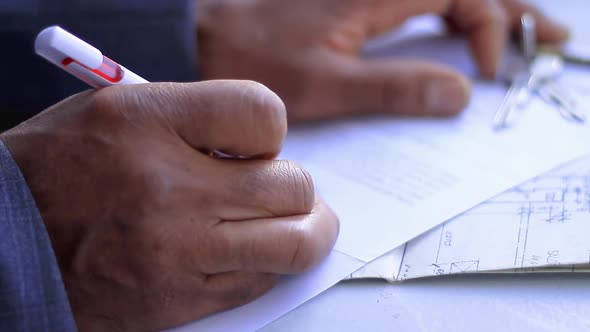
[172,250,363,332]
[349,154,590,281]
[173,15,590,332]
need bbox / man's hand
[197,0,569,121]
[0,81,339,331]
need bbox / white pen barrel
[120,66,149,85]
[35,26,104,69]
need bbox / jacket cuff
[0,142,77,331]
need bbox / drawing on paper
[350,155,590,282]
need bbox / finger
[206,199,339,274]
[206,159,316,220]
[292,55,471,121]
[96,80,287,159]
[446,0,510,78]
[365,0,509,78]
[499,0,570,43]
[365,0,449,36]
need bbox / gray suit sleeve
[0,142,77,332]
[0,0,197,128]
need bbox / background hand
[197,0,569,122]
[0,81,338,331]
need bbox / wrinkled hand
[197,0,569,121]
[0,81,338,331]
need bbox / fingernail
[426,77,471,115]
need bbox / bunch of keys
[493,14,586,129]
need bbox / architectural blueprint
[350,153,590,282]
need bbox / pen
[35,26,148,87]
[35,26,240,159]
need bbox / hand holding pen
[0,26,339,331]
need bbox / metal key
[521,13,537,62]
[540,83,585,122]
[493,72,531,128]
[528,54,586,122]
[493,14,537,129]
[493,13,586,129]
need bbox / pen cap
[35,26,103,69]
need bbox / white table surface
[262,1,590,331]
[263,274,590,332]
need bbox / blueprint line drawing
[350,154,590,282]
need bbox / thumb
[294,56,471,121]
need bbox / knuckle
[199,231,235,273]
[486,1,510,26]
[125,166,169,213]
[85,84,173,128]
[240,80,288,146]
[85,87,125,120]
[286,224,318,273]
[377,78,414,115]
[240,160,316,215]
[86,87,117,109]
[224,274,278,308]
[274,160,315,213]
[81,86,140,132]
[236,237,257,269]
